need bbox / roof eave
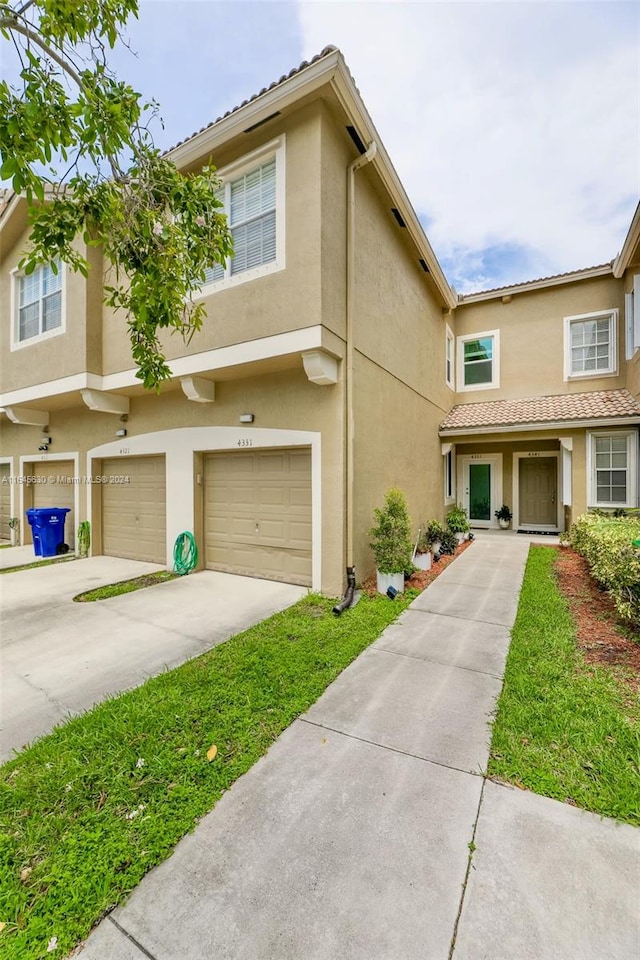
[613,200,640,278]
[458,263,614,304]
[439,415,640,437]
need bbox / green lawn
[0,557,76,575]
[489,546,639,826]
[73,570,178,601]
[0,591,415,959]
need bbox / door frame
[512,451,562,532]
[457,454,503,528]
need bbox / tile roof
[440,389,640,432]
[458,263,613,300]
[164,46,339,155]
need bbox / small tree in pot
[370,488,413,595]
[413,524,432,571]
[425,519,445,556]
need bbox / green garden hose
[173,531,198,575]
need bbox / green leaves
[0,0,232,389]
[370,488,414,574]
[569,514,640,625]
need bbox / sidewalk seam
[108,915,158,960]
[448,776,488,960]
[371,645,503,680]
[299,718,486,779]
[408,608,514,628]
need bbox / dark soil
[361,538,474,596]
[555,546,640,690]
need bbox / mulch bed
[360,538,474,597]
[554,546,640,689]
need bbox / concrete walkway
[79,534,639,960]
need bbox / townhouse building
[1,46,638,594]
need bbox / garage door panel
[101,456,166,563]
[204,448,312,586]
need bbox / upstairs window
[457,329,500,391]
[13,259,63,347]
[564,310,617,379]
[445,324,455,389]
[625,275,640,360]
[202,138,284,290]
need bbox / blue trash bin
[26,508,70,558]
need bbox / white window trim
[456,329,500,392]
[625,274,640,360]
[442,443,456,504]
[563,309,618,381]
[10,261,66,352]
[195,136,286,299]
[445,323,455,390]
[586,430,638,509]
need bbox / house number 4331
[237,438,253,447]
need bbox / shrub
[446,503,470,534]
[369,488,413,574]
[569,513,640,627]
[438,529,459,555]
[425,519,445,545]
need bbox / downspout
[333,140,377,616]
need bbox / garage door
[32,460,75,548]
[204,448,312,586]
[0,464,10,541]
[101,456,166,563]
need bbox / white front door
[459,456,503,528]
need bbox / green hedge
[569,513,640,627]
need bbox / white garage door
[204,448,312,586]
[0,464,11,541]
[32,460,75,548]
[101,456,166,563]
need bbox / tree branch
[3,18,83,86]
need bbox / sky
[4,1,640,293]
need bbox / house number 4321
[237,438,253,447]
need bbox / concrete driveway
[0,556,306,761]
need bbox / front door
[460,457,501,528]
[519,457,557,527]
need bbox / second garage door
[32,460,75,548]
[101,456,166,563]
[204,448,312,586]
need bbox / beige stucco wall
[352,353,445,579]
[0,222,103,394]
[454,275,627,402]
[101,102,325,377]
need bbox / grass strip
[0,557,76,575]
[0,590,415,959]
[488,546,639,826]
[74,571,178,601]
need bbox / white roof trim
[458,264,614,304]
[613,201,640,278]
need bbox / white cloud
[297,1,639,290]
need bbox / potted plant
[439,529,459,555]
[425,519,445,556]
[494,505,513,530]
[446,504,470,543]
[412,524,432,571]
[370,487,413,595]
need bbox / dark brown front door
[519,457,557,526]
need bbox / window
[14,259,63,346]
[564,310,618,380]
[444,446,455,502]
[445,324,454,389]
[457,329,500,391]
[201,138,284,291]
[588,431,638,508]
[625,274,640,360]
